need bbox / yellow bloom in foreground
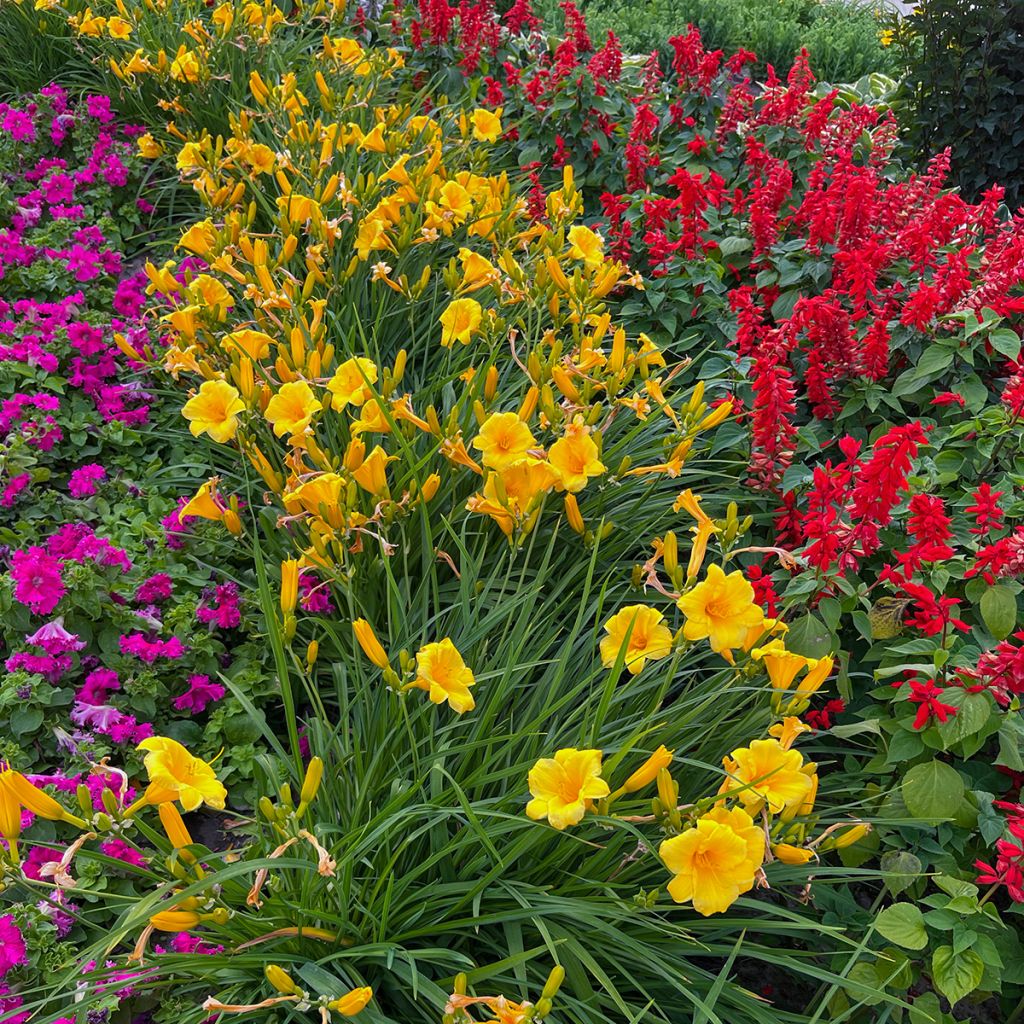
[676,564,763,658]
[659,805,764,916]
[751,640,809,692]
[413,639,476,713]
[170,46,200,84]
[328,987,373,1017]
[724,738,812,815]
[137,132,163,159]
[548,417,605,493]
[473,412,536,471]
[566,225,604,267]
[182,379,244,443]
[470,107,503,142]
[265,380,319,438]
[526,748,610,830]
[439,297,482,347]
[599,605,673,676]
[137,736,227,812]
[327,357,378,408]
[222,328,273,361]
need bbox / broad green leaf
[875,903,928,950]
[931,945,984,1004]
[980,584,1018,640]
[901,760,965,819]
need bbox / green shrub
[539,0,897,82]
[893,0,1024,208]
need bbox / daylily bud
[564,494,584,534]
[306,640,319,669]
[771,843,814,865]
[327,986,373,1016]
[833,823,872,849]
[300,757,324,807]
[280,559,299,616]
[420,473,441,502]
[265,964,301,995]
[158,802,194,850]
[353,619,389,669]
[623,746,674,793]
[150,909,201,932]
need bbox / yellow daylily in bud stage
[136,736,227,812]
[328,987,373,1016]
[772,842,815,865]
[548,417,605,494]
[137,132,163,158]
[599,605,673,676]
[178,220,217,257]
[659,805,764,916]
[724,738,812,815]
[2,771,86,827]
[265,380,319,438]
[833,823,872,849]
[752,640,809,692]
[439,297,482,347]
[299,756,324,809]
[526,748,610,830]
[566,225,604,267]
[150,909,202,932]
[677,565,763,660]
[353,619,389,669]
[472,412,536,471]
[768,716,813,750]
[622,745,674,793]
[280,559,299,615]
[157,801,194,850]
[411,638,476,714]
[0,774,23,856]
[265,964,301,996]
[327,357,378,408]
[182,379,245,443]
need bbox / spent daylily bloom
[181,379,245,443]
[412,638,476,713]
[599,605,673,675]
[677,565,764,660]
[659,805,764,915]
[526,748,610,830]
[135,736,227,812]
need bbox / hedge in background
[894,0,1024,209]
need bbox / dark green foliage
[895,0,1024,207]
[537,0,897,82]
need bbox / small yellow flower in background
[659,805,764,915]
[136,133,164,159]
[473,412,536,471]
[352,618,389,669]
[723,737,811,815]
[566,225,605,267]
[768,716,813,750]
[170,46,201,84]
[137,736,227,812]
[327,357,378,408]
[265,380,319,438]
[222,328,273,361]
[470,107,503,143]
[526,748,610,830]
[548,417,605,493]
[599,605,673,676]
[107,15,132,39]
[676,564,763,659]
[880,28,895,46]
[412,638,476,713]
[182,380,244,443]
[622,745,674,793]
[439,297,482,347]
[752,640,809,692]
[327,987,373,1016]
